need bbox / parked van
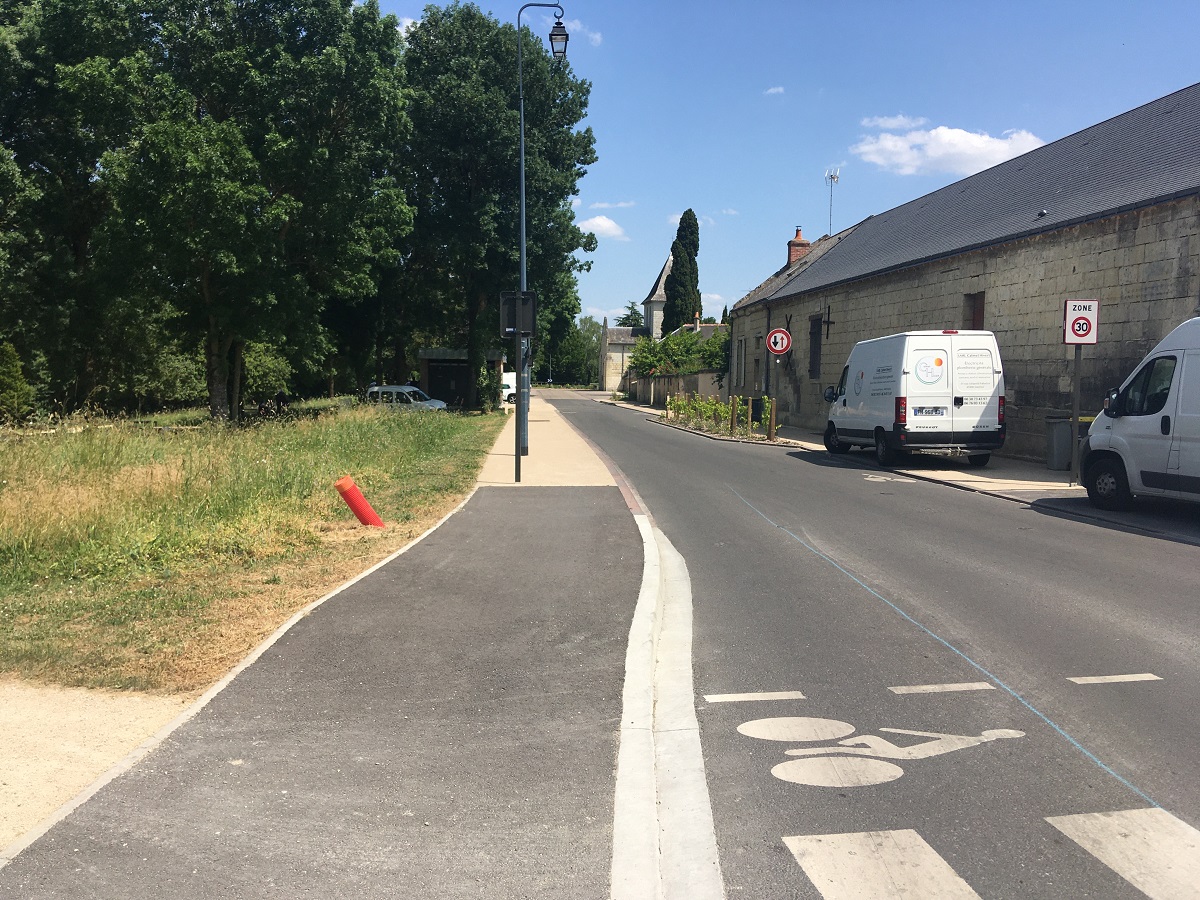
[500,371,518,404]
[823,330,1006,467]
[1081,316,1200,510]
[366,384,447,410]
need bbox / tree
[662,209,700,335]
[721,305,729,324]
[400,3,596,407]
[100,0,411,419]
[615,301,643,328]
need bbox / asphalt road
[552,396,1200,900]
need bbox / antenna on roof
[824,168,840,236]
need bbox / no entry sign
[1064,299,1100,345]
[767,328,792,355]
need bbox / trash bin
[1045,416,1073,470]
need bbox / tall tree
[615,301,643,328]
[401,2,596,407]
[662,208,700,335]
[99,0,411,418]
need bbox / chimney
[787,226,811,265]
[694,311,701,331]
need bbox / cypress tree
[662,209,701,335]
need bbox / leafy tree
[0,341,34,423]
[700,327,731,386]
[615,301,643,329]
[662,209,700,335]
[546,314,599,384]
[400,3,596,407]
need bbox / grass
[0,405,505,694]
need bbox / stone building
[599,254,671,392]
[728,82,1200,460]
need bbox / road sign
[767,327,792,355]
[1064,299,1099,345]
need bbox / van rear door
[949,335,1002,439]
[904,338,954,437]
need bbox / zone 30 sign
[1064,299,1100,345]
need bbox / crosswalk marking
[703,690,806,702]
[1046,807,1200,899]
[783,829,981,899]
[1066,673,1162,685]
[888,681,995,694]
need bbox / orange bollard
[334,476,384,527]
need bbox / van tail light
[895,396,907,425]
[998,395,1005,424]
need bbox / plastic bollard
[334,476,384,527]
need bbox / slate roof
[605,326,638,345]
[760,81,1200,303]
[731,227,855,312]
[644,254,673,304]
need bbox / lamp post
[516,4,568,468]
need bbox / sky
[377,0,1200,328]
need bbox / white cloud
[861,114,928,130]
[765,86,785,96]
[851,125,1045,177]
[721,208,739,216]
[579,215,629,241]
[560,18,602,47]
[590,200,635,209]
[668,213,716,228]
[571,198,581,209]
[397,17,418,33]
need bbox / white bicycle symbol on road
[738,716,1024,787]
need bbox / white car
[366,384,447,410]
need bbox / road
[551,394,1200,900]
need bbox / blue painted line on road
[730,486,1160,810]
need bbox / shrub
[0,343,35,424]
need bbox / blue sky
[379,0,1200,327]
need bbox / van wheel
[874,431,898,467]
[824,424,851,454]
[506,393,516,404]
[967,453,991,467]
[1085,457,1133,510]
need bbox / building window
[809,315,822,379]
[753,357,761,392]
[736,338,746,387]
[965,292,985,330]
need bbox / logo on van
[914,356,945,386]
[853,371,864,396]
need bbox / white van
[500,371,518,404]
[823,330,1006,467]
[366,384,447,410]
[1081,316,1200,510]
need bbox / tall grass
[0,406,504,691]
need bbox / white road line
[1046,807,1200,900]
[703,690,806,703]
[784,829,981,899]
[1067,673,1162,684]
[888,681,995,694]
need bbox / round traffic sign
[767,327,792,355]
[1071,316,1092,338]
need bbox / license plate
[912,407,945,416]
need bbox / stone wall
[729,196,1200,459]
[627,371,726,408]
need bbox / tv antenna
[824,168,840,235]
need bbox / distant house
[729,82,1200,460]
[599,254,728,399]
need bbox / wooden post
[768,396,777,441]
[729,396,737,436]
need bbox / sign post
[1064,299,1100,484]
[502,291,538,482]
[766,328,791,441]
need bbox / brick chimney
[787,226,811,266]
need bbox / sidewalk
[0,396,644,899]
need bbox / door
[904,340,953,436]
[1114,354,1177,494]
[1168,349,1200,497]
[949,338,1001,436]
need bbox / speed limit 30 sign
[1064,299,1100,345]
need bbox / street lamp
[515,3,568,472]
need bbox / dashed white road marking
[703,690,806,703]
[784,829,981,899]
[1046,807,1200,900]
[1067,673,1162,685]
[888,681,995,694]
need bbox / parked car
[366,384,447,410]
[500,371,518,404]
[823,329,1006,466]
[1081,316,1200,509]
